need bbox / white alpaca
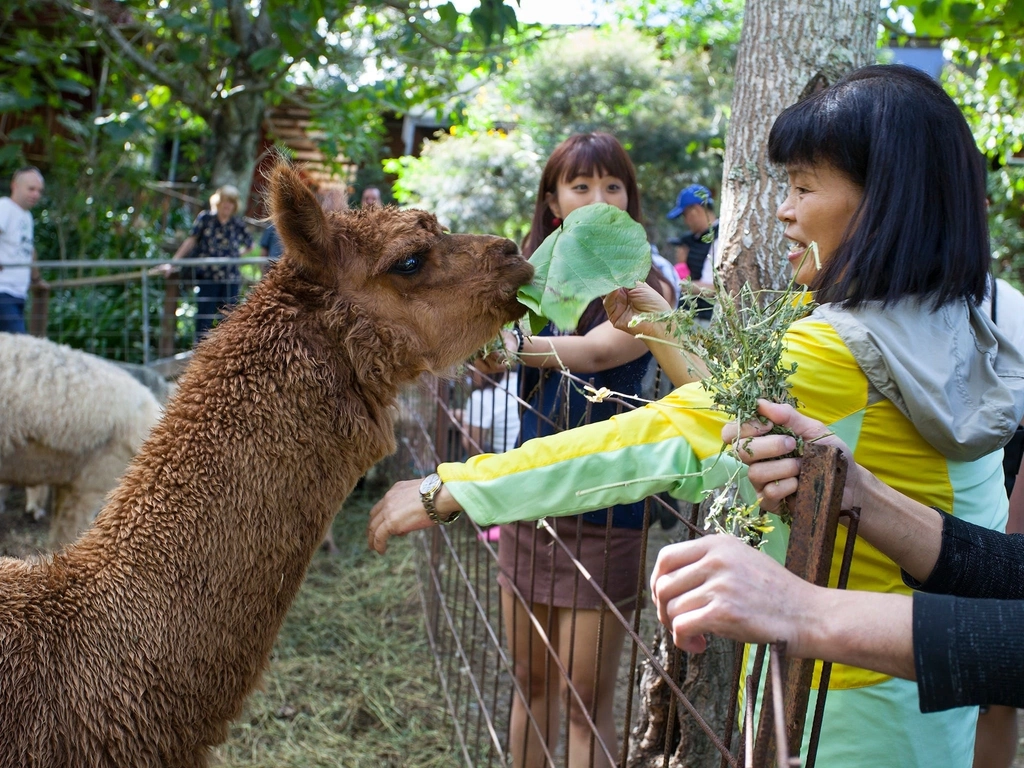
[0,333,163,547]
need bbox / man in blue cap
[667,183,718,320]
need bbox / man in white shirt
[0,167,44,334]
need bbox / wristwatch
[419,472,461,525]
[509,325,525,355]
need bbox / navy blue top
[260,224,284,262]
[518,322,652,530]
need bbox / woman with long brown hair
[488,132,673,768]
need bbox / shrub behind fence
[22,257,268,367]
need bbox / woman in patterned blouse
[162,185,253,342]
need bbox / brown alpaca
[0,164,533,767]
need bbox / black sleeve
[914,592,1024,711]
[902,511,1024,600]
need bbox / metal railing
[394,366,856,768]
[14,257,270,370]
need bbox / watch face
[419,473,441,495]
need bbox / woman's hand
[367,479,433,553]
[367,479,464,554]
[474,330,517,375]
[603,283,672,337]
[149,263,177,279]
[722,400,860,511]
[651,533,917,680]
[650,534,818,654]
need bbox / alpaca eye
[390,254,424,276]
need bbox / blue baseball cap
[667,184,714,219]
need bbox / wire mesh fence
[391,365,855,768]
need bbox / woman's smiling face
[776,163,864,287]
[545,172,629,221]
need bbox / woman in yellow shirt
[369,64,1024,767]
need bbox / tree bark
[629,9,880,765]
[629,624,739,768]
[208,89,267,204]
[717,0,879,294]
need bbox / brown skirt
[496,517,644,612]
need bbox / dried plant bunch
[631,271,815,545]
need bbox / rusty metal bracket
[752,442,848,768]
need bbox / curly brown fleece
[0,163,532,767]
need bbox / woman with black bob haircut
[768,63,989,309]
[370,65,1024,768]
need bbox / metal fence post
[141,268,150,365]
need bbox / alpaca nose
[498,239,520,259]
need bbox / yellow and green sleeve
[439,383,749,527]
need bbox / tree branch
[225,0,253,50]
[55,0,211,115]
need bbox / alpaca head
[269,163,533,377]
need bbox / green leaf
[437,2,459,31]
[516,203,652,333]
[8,125,37,142]
[147,84,171,109]
[1005,0,1024,25]
[215,38,242,57]
[54,78,91,97]
[0,144,22,166]
[248,45,282,71]
[177,44,200,65]
[948,2,976,27]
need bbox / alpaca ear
[269,163,333,284]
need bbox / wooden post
[28,283,49,337]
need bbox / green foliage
[1,0,537,359]
[892,0,1024,285]
[3,0,536,203]
[384,128,541,239]
[517,203,652,333]
[636,285,805,429]
[988,165,1024,290]
[386,23,737,251]
[612,0,745,52]
[896,0,1024,160]
[493,26,733,245]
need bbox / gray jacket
[814,299,1024,462]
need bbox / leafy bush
[386,26,734,252]
[988,166,1024,291]
[386,129,541,241]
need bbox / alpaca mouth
[500,261,534,321]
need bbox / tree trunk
[207,89,268,206]
[629,6,880,766]
[717,0,879,294]
[630,500,739,768]
[629,624,739,768]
